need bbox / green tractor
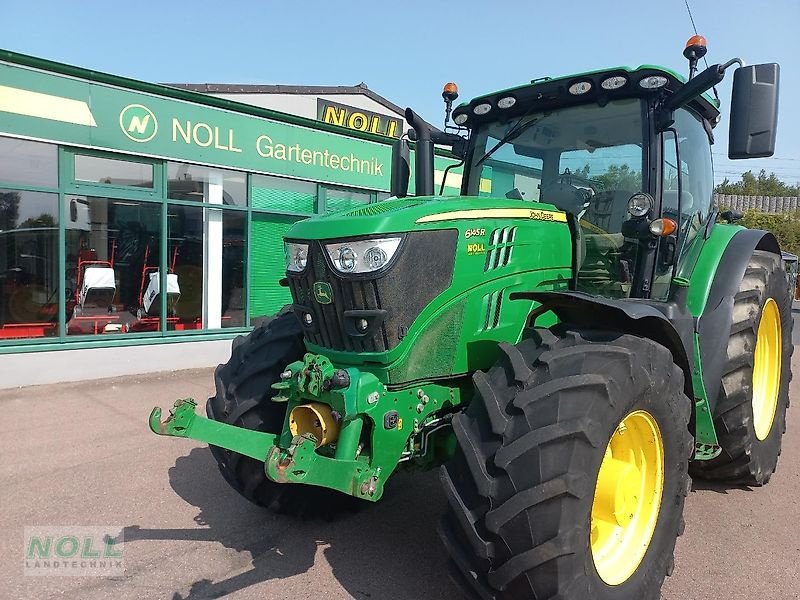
[151,37,792,599]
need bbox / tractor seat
[661,190,695,215]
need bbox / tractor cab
[456,68,718,301]
[394,37,779,305]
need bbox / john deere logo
[119,104,158,142]
[313,282,333,304]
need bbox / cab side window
[654,109,713,300]
[662,109,713,253]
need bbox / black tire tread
[440,327,693,600]
[206,311,356,517]
[691,250,793,485]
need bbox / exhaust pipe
[406,108,434,197]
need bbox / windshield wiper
[474,110,546,168]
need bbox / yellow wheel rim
[591,410,664,586]
[753,298,782,441]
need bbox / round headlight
[601,75,627,90]
[293,246,308,270]
[497,96,516,109]
[568,81,592,95]
[337,246,357,272]
[473,103,492,115]
[364,246,388,270]
[639,75,669,89]
[453,113,468,125]
[628,193,654,217]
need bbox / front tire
[206,311,355,516]
[440,327,693,600]
[691,250,793,485]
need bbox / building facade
[0,50,471,386]
[169,82,413,138]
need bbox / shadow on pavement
[689,477,753,494]
[122,447,460,600]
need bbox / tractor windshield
[465,98,646,297]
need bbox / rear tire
[206,311,356,517]
[691,250,793,485]
[440,327,693,600]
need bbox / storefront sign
[0,60,465,193]
[317,99,401,139]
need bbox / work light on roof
[453,113,468,125]
[601,75,628,90]
[497,96,516,109]
[639,75,669,89]
[568,81,593,95]
[473,103,492,115]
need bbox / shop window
[250,213,300,322]
[165,204,246,330]
[0,190,59,339]
[167,163,246,206]
[222,211,246,328]
[251,174,316,214]
[324,187,371,213]
[167,204,204,331]
[74,155,154,188]
[64,196,161,336]
[0,137,58,188]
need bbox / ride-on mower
[130,242,181,332]
[67,240,123,334]
[151,37,791,599]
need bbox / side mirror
[729,63,780,159]
[390,138,410,198]
[70,199,78,222]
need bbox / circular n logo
[119,104,158,142]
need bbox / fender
[690,227,781,413]
[511,290,694,399]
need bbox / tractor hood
[282,194,573,381]
[286,196,569,241]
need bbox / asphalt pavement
[1,315,799,600]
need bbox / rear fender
[690,228,781,412]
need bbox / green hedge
[739,210,800,257]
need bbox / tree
[578,163,642,191]
[19,214,56,229]
[0,191,20,229]
[715,170,800,197]
[594,164,642,191]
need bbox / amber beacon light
[442,82,459,102]
[683,35,708,78]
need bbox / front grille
[288,246,388,352]
[287,230,457,353]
